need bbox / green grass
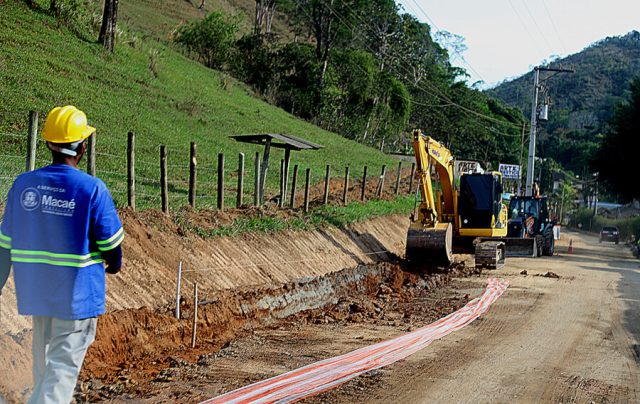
[0,0,398,210]
[174,196,415,238]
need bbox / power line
[324,2,525,137]
[541,0,568,55]
[506,0,546,56]
[404,0,486,84]
[519,0,555,56]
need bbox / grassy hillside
[0,0,398,209]
[118,0,258,40]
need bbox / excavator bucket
[477,237,537,258]
[405,222,453,268]
[502,238,537,257]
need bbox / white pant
[28,316,97,404]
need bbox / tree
[98,0,119,52]
[593,77,640,201]
[174,12,240,69]
[254,0,277,34]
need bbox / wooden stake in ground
[304,168,311,213]
[189,142,197,208]
[376,165,386,198]
[279,159,285,208]
[237,153,244,208]
[191,283,198,348]
[323,165,330,205]
[217,153,225,211]
[361,166,368,202]
[254,152,260,206]
[160,145,168,213]
[409,162,416,194]
[394,161,402,195]
[343,166,350,204]
[25,111,38,172]
[87,133,96,176]
[175,261,183,319]
[290,164,298,208]
[127,131,135,210]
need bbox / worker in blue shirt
[0,105,123,403]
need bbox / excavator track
[474,240,506,269]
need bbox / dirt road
[347,230,640,403]
[3,227,638,403]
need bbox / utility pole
[518,122,525,195]
[525,66,574,196]
[593,172,599,215]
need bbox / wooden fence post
[343,166,350,204]
[87,133,96,176]
[289,164,298,208]
[259,139,271,203]
[25,111,38,172]
[323,165,330,205]
[127,131,135,210]
[189,142,197,208]
[217,152,225,211]
[279,159,285,208]
[304,168,311,213]
[175,261,182,319]
[237,153,244,208]
[376,165,386,197]
[409,162,416,194]
[191,282,198,348]
[394,161,402,195]
[254,152,260,206]
[361,166,368,202]
[283,149,291,206]
[160,145,168,213]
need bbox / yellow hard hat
[42,106,96,143]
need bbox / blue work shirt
[0,164,123,320]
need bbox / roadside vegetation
[172,196,415,238]
[570,208,640,240]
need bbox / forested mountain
[488,31,640,178]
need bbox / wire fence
[0,111,416,212]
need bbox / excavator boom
[405,130,456,267]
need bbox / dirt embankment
[0,208,410,334]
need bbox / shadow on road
[563,238,640,363]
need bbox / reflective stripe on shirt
[0,230,10,249]
[96,227,124,252]
[11,249,103,268]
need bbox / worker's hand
[105,265,121,275]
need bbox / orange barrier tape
[202,278,509,404]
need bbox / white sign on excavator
[454,160,484,179]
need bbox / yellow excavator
[405,129,509,268]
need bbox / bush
[569,208,640,240]
[174,11,240,69]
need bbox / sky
[397,0,640,88]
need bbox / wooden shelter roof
[230,133,323,151]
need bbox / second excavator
[405,129,509,269]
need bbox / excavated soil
[0,259,479,403]
[73,261,479,402]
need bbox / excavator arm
[406,130,456,266]
[412,129,456,226]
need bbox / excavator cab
[458,173,504,230]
